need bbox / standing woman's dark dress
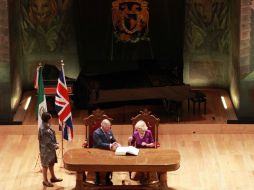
[38,121,58,167]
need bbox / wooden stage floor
[1,133,254,190]
[1,88,254,190]
[17,88,237,125]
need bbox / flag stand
[33,153,42,173]
[57,123,64,169]
[61,123,64,165]
[59,123,74,175]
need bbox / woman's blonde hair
[135,120,148,131]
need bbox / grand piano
[73,67,190,121]
[42,64,75,96]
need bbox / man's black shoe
[95,172,100,186]
[82,173,86,182]
[105,179,113,186]
[95,179,101,186]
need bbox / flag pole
[60,122,64,167]
[58,61,73,174]
[55,59,74,171]
[34,63,45,173]
[60,60,65,164]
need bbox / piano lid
[42,64,75,86]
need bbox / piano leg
[162,99,182,122]
[176,101,182,122]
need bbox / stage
[4,87,253,136]
[1,88,254,190]
[14,88,237,126]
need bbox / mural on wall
[21,0,72,53]
[184,0,231,86]
[112,0,150,43]
[19,0,80,88]
[185,0,230,53]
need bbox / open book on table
[115,146,139,156]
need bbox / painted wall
[20,0,80,89]
[0,0,12,122]
[184,0,231,87]
[9,0,23,115]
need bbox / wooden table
[64,148,180,190]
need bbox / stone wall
[0,0,12,121]
[237,0,254,119]
[240,0,252,76]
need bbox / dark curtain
[149,0,185,83]
[75,0,185,83]
[75,0,114,75]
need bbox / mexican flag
[37,66,47,127]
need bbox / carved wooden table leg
[158,172,168,190]
[75,172,84,190]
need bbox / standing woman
[38,112,63,187]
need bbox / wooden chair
[83,109,113,148]
[131,108,160,148]
[82,109,113,184]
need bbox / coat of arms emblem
[112,0,150,43]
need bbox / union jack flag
[55,66,74,140]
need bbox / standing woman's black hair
[41,112,52,122]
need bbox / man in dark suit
[93,119,120,185]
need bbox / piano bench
[188,90,207,114]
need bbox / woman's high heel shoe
[42,181,53,187]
